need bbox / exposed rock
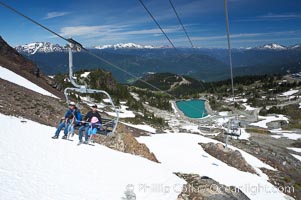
[291,140,301,148]
[212,133,301,200]
[93,129,158,163]
[267,120,288,129]
[176,173,250,200]
[0,79,65,127]
[261,168,300,199]
[199,142,257,174]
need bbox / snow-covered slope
[15,42,66,54]
[250,115,288,129]
[279,89,299,96]
[0,66,58,98]
[122,122,156,133]
[290,44,301,49]
[0,114,184,200]
[138,133,289,200]
[95,43,157,50]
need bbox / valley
[15,41,301,83]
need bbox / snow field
[138,133,289,200]
[0,114,184,200]
[0,66,58,98]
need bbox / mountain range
[15,42,67,54]
[15,41,301,83]
[15,42,301,53]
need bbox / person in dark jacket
[52,102,82,139]
[34,67,40,77]
[78,104,102,144]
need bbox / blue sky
[0,0,301,48]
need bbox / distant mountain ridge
[95,43,161,50]
[252,43,301,50]
[15,42,67,54]
[15,42,301,53]
[13,41,301,83]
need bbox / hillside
[132,72,205,97]
[0,36,64,98]
[0,36,162,161]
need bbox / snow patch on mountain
[290,44,301,49]
[291,154,301,162]
[95,43,158,50]
[279,89,299,96]
[250,115,288,129]
[270,129,301,140]
[0,66,58,98]
[122,122,156,133]
[80,71,91,78]
[255,43,287,50]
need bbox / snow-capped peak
[95,43,158,50]
[257,43,287,50]
[15,42,66,54]
[290,44,301,49]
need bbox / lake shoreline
[172,98,213,119]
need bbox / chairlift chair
[224,116,241,138]
[64,39,119,135]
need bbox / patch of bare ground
[199,142,257,174]
[212,133,301,200]
[176,173,250,200]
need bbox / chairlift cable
[168,0,194,48]
[0,2,68,42]
[0,1,171,95]
[223,0,241,146]
[223,0,235,103]
[0,1,210,118]
[138,0,178,53]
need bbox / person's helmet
[69,101,76,106]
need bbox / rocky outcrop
[176,173,250,200]
[0,79,66,127]
[266,120,288,129]
[93,130,158,163]
[260,168,299,200]
[0,36,36,72]
[212,134,301,200]
[200,142,257,174]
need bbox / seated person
[52,102,81,139]
[78,104,102,143]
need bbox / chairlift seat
[224,129,241,137]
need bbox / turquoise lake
[176,99,208,118]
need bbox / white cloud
[260,13,301,19]
[60,25,106,37]
[59,24,181,38]
[235,13,301,22]
[187,30,298,42]
[43,12,70,20]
